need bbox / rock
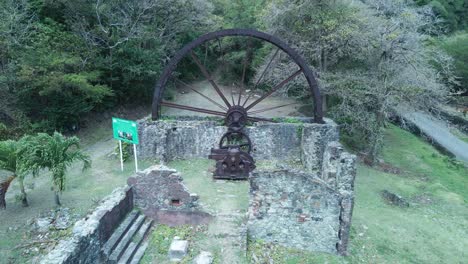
[36,217,53,233]
[193,251,213,264]
[54,208,71,230]
[190,193,199,202]
[169,238,189,262]
[381,190,409,207]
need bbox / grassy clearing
[1,115,466,263]
[140,125,467,263]
[246,124,467,263]
[0,113,154,263]
[167,159,250,214]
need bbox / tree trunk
[368,110,386,165]
[54,191,61,206]
[18,178,29,207]
[322,94,328,114]
[0,175,16,209]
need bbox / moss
[296,124,304,138]
[271,117,304,123]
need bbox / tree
[0,140,31,208]
[22,132,90,206]
[415,0,468,32]
[259,0,452,163]
[439,32,468,95]
[14,20,113,131]
[64,0,216,104]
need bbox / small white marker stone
[169,239,188,262]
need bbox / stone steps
[101,210,153,264]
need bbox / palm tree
[0,140,30,208]
[23,132,91,206]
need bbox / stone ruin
[137,116,356,255]
[40,116,356,263]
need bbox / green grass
[140,224,204,264]
[1,118,466,263]
[167,159,250,214]
[0,123,155,263]
[246,124,468,263]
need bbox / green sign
[112,117,139,144]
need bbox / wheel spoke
[161,101,226,117]
[245,69,303,111]
[242,48,280,107]
[248,102,298,115]
[231,85,236,106]
[174,78,228,111]
[190,51,232,108]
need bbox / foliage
[0,0,216,132]
[438,32,468,94]
[0,139,35,207]
[114,141,132,162]
[415,0,468,31]
[20,132,91,205]
[259,0,452,163]
[208,0,270,85]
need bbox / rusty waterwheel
[151,29,323,179]
[152,29,323,124]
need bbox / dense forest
[0,0,467,159]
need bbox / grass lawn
[141,125,467,264]
[1,120,466,263]
[247,125,467,263]
[0,112,154,264]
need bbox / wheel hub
[225,105,248,131]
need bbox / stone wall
[127,165,211,226]
[137,117,338,170]
[248,141,356,255]
[40,186,133,264]
[136,117,356,255]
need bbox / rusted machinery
[151,29,324,180]
[208,110,255,179]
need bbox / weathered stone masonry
[127,165,211,226]
[137,117,339,170]
[137,117,356,255]
[40,187,133,264]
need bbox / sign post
[119,140,124,171]
[112,117,139,172]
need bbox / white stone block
[169,239,189,262]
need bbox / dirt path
[168,159,250,263]
[163,80,306,118]
[399,110,468,163]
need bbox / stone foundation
[136,117,338,171]
[127,165,211,226]
[41,116,356,261]
[137,117,356,255]
[40,187,133,264]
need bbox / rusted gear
[225,105,248,131]
[219,131,252,154]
